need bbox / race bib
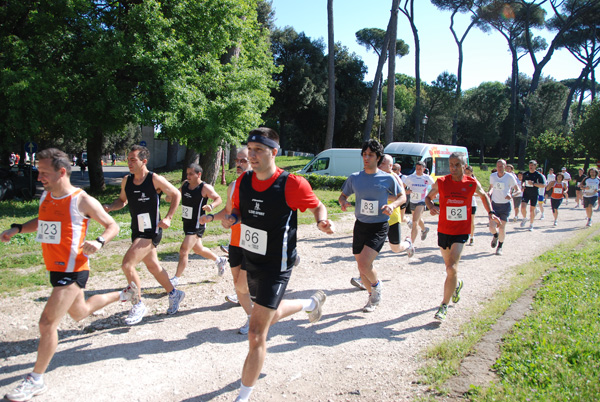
[137,213,152,231]
[360,199,379,216]
[525,180,534,187]
[446,206,467,221]
[240,224,268,255]
[553,187,563,194]
[577,182,581,186]
[182,205,193,220]
[589,185,598,192]
[494,182,505,191]
[410,192,422,202]
[36,221,61,244]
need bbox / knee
[247,328,267,349]
[445,266,458,277]
[38,315,57,335]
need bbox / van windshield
[304,157,329,173]
[390,154,420,175]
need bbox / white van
[298,148,363,177]
[384,142,469,180]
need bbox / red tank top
[37,189,90,272]
[437,175,477,235]
[551,182,566,199]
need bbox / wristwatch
[95,236,106,248]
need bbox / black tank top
[125,172,161,235]
[181,181,207,227]
[238,171,297,270]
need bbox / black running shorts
[50,271,89,289]
[352,220,388,254]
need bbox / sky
[269,0,588,91]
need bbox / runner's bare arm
[384,192,406,215]
[202,182,234,225]
[425,181,440,216]
[1,218,38,242]
[103,177,128,212]
[153,174,181,229]
[309,202,335,234]
[201,183,222,212]
[79,193,120,255]
[338,192,352,211]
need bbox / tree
[325,0,335,149]
[575,100,600,160]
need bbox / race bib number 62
[240,224,268,255]
[446,206,467,221]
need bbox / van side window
[435,158,450,176]
[424,157,433,173]
[308,157,329,172]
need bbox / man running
[169,163,226,287]
[349,154,414,291]
[488,159,518,255]
[104,145,184,325]
[215,128,334,402]
[582,168,599,227]
[573,168,586,208]
[339,142,406,311]
[2,148,120,402]
[425,152,500,321]
[403,161,435,248]
[520,160,546,231]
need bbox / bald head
[379,154,394,173]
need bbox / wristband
[230,213,239,225]
[488,211,496,217]
[317,219,328,226]
[207,214,215,222]
[11,223,22,233]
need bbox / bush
[298,174,347,191]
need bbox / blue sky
[270,0,587,90]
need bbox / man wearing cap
[215,127,334,402]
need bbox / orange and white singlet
[550,182,567,199]
[37,189,90,272]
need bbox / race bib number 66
[446,206,467,221]
[240,224,268,255]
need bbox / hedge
[297,174,347,191]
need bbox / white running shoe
[167,289,185,315]
[119,281,140,305]
[169,276,179,288]
[370,284,382,306]
[125,302,147,325]
[421,227,430,241]
[238,316,250,335]
[405,237,415,258]
[540,213,545,220]
[363,298,376,313]
[307,290,327,323]
[407,219,413,229]
[554,220,558,226]
[215,256,228,277]
[4,375,48,402]
[350,277,367,290]
[586,219,592,227]
[225,293,239,304]
[520,218,527,228]
[529,225,534,232]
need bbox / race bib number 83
[240,224,268,255]
[36,221,61,244]
[446,206,467,221]
[360,199,379,216]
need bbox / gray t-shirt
[341,170,401,223]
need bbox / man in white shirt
[403,162,435,250]
[561,167,571,205]
[488,159,518,255]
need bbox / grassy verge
[417,229,600,400]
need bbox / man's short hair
[130,145,150,161]
[529,160,538,165]
[497,159,507,166]
[188,163,203,174]
[449,152,467,166]
[416,161,426,168]
[361,139,384,164]
[37,148,72,177]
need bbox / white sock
[237,383,253,401]
[29,372,43,383]
[401,240,411,250]
[301,298,317,312]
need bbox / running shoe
[520,218,527,227]
[496,247,503,256]
[238,316,250,335]
[405,237,415,258]
[119,281,140,305]
[294,254,301,267]
[540,213,545,220]
[452,280,463,303]
[535,208,539,217]
[553,220,558,226]
[220,244,229,254]
[491,235,498,248]
[125,302,147,325]
[215,256,228,277]
[169,276,179,288]
[421,227,430,241]
[350,277,367,290]
[370,283,382,305]
[529,225,534,232]
[586,219,592,227]
[407,219,413,229]
[434,304,448,321]
[307,290,327,323]
[4,375,48,402]
[225,293,239,304]
[363,298,376,313]
[167,289,185,315]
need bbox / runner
[202,147,255,334]
[214,128,334,402]
[350,154,414,291]
[544,168,555,204]
[425,152,500,321]
[561,167,571,205]
[511,169,524,222]
[339,142,406,311]
[573,168,586,208]
[169,163,226,287]
[103,145,184,325]
[520,160,546,231]
[1,148,120,402]
[546,173,567,226]
[582,168,599,227]
[536,167,546,220]
[464,165,478,246]
[488,159,518,255]
[403,161,435,248]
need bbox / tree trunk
[199,147,222,186]
[399,0,422,142]
[509,44,519,164]
[324,0,335,149]
[377,76,383,140]
[384,4,398,145]
[166,139,179,171]
[229,143,237,169]
[87,128,105,193]
[480,140,485,166]
[181,147,199,182]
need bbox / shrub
[297,174,347,191]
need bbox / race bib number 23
[240,224,268,255]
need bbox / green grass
[417,230,600,401]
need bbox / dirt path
[0,205,593,401]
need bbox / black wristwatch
[10,223,22,233]
[95,236,106,248]
[488,211,496,217]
